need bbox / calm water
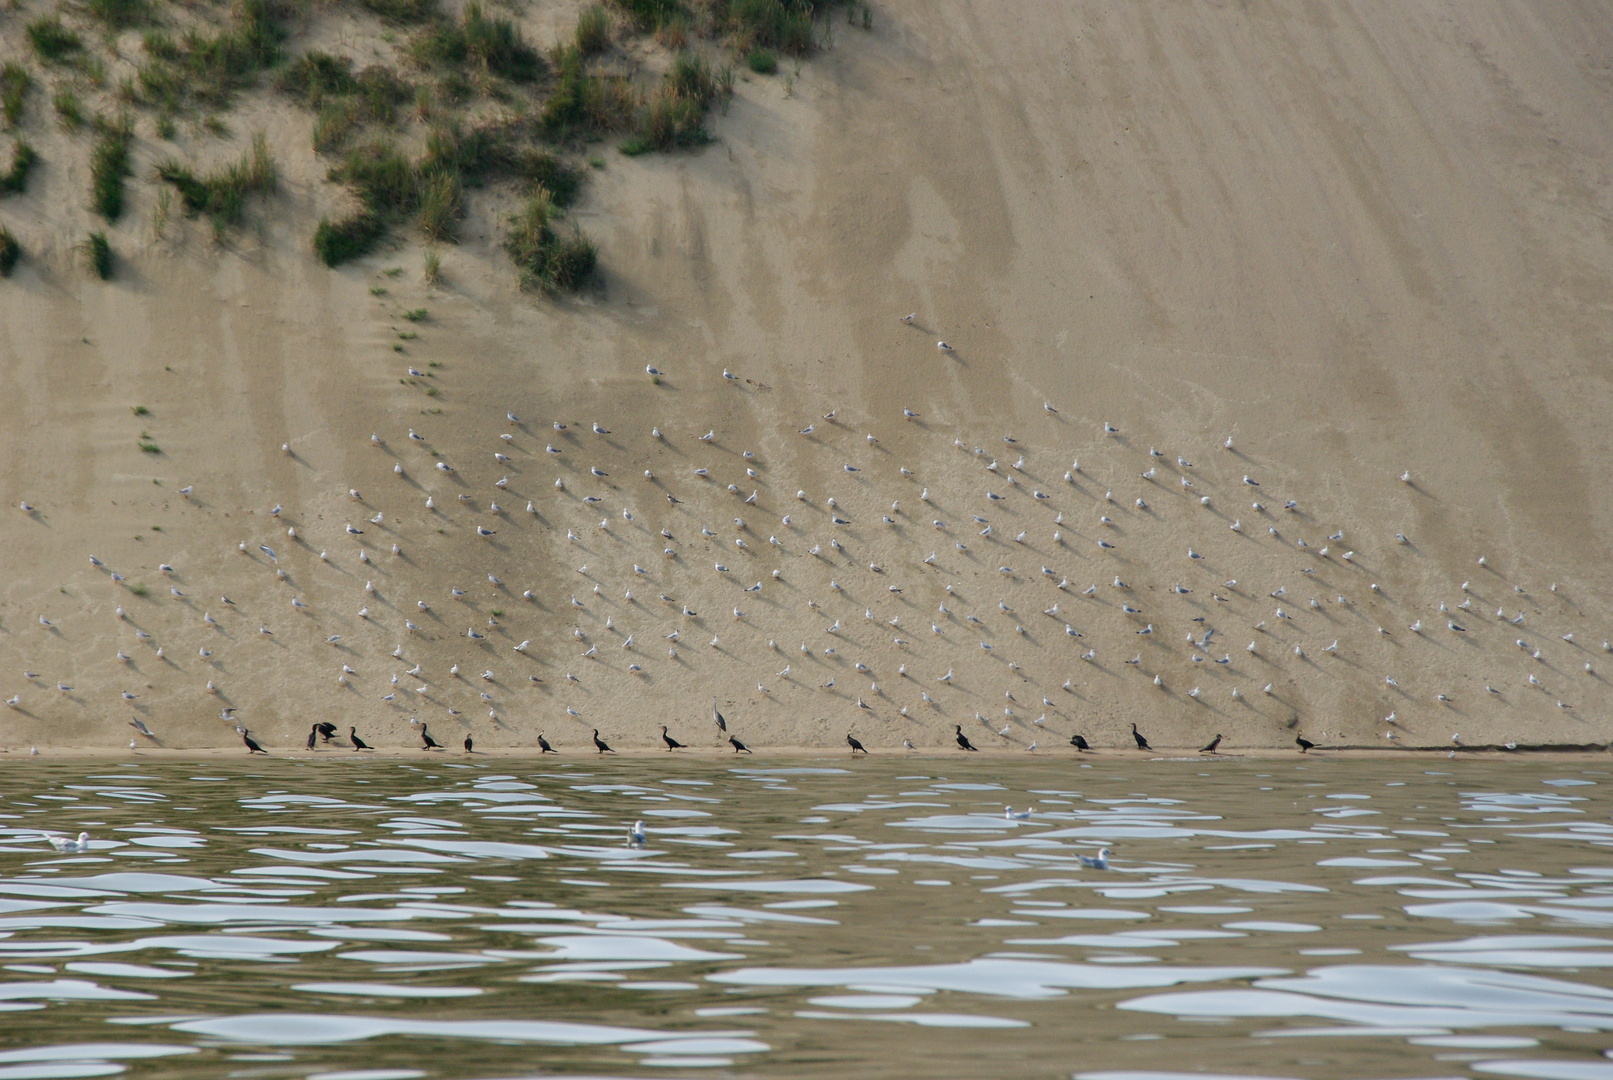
[2,755,1612,1080]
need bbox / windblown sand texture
[2,2,1611,754]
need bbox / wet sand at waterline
[2,2,1612,754]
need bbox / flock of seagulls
[3,319,1606,755]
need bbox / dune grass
[90,0,148,29]
[90,124,133,221]
[613,0,684,31]
[505,185,595,292]
[82,231,112,278]
[412,3,540,82]
[278,51,411,153]
[28,17,84,64]
[416,169,460,242]
[318,143,440,262]
[540,45,636,142]
[0,64,30,129]
[137,0,283,112]
[311,117,584,265]
[218,0,837,277]
[154,133,277,234]
[577,5,611,55]
[620,51,729,155]
[356,0,437,23]
[54,87,85,131]
[723,0,832,54]
[0,142,36,195]
[0,226,18,277]
[313,211,383,266]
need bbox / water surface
[2,755,1611,1080]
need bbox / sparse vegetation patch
[28,17,84,64]
[723,0,830,54]
[411,3,540,82]
[0,64,30,129]
[155,133,276,234]
[54,87,84,131]
[0,142,36,195]
[356,0,437,23]
[90,123,133,221]
[540,45,636,141]
[505,185,595,292]
[89,0,148,29]
[576,4,611,55]
[620,51,728,155]
[0,0,844,291]
[137,0,283,112]
[0,227,19,277]
[313,211,384,266]
[82,231,112,278]
[612,0,685,32]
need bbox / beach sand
[1,1,1610,755]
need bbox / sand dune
[1,1,1610,754]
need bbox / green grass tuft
[403,307,427,321]
[90,125,132,221]
[331,143,419,218]
[154,133,276,232]
[0,64,30,129]
[279,52,410,151]
[0,226,18,277]
[82,231,112,278]
[577,4,611,54]
[137,0,283,112]
[540,44,635,141]
[723,0,828,54]
[131,404,150,415]
[620,51,728,154]
[28,17,84,64]
[612,0,684,32]
[356,0,437,23]
[89,0,147,29]
[746,48,777,74]
[54,87,84,131]
[505,185,595,292]
[0,142,36,195]
[312,98,362,153]
[412,3,540,82]
[127,581,149,596]
[416,169,460,241]
[424,122,583,201]
[313,211,383,266]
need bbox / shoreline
[6,744,1608,761]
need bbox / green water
[1,755,1611,1080]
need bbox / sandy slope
[2,0,1612,756]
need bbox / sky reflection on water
[0,757,1609,1079]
